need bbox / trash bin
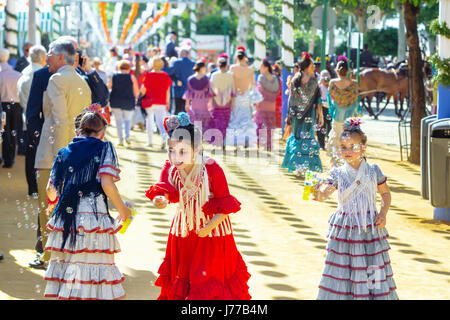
[421,115,437,199]
[428,118,450,208]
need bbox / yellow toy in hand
[118,202,137,234]
[303,170,322,201]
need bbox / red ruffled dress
[146,158,251,300]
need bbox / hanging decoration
[131,3,170,45]
[119,3,139,45]
[111,2,123,44]
[99,2,111,44]
[125,3,155,45]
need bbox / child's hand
[196,225,212,238]
[374,213,387,229]
[117,206,132,223]
[153,195,168,209]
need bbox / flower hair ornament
[302,52,311,60]
[343,117,362,132]
[338,55,348,63]
[218,52,229,59]
[82,103,110,124]
[237,46,246,52]
[163,112,192,133]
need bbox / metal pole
[347,15,351,61]
[321,0,328,71]
[28,0,37,43]
[356,32,360,84]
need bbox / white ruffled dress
[44,148,124,300]
[317,161,398,300]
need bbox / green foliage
[430,20,450,38]
[364,27,398,57]
[430,53,450,87]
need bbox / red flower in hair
[302,52,311,60]
[163,117,169,133]
[237,46,246,52]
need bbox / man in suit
[26,64,52,269]
[165,31,178,59]
[166,48,195,114]
[58,36,109,107]
[18,45,47,196]
[14,42,34,73]
[32,38,91,269]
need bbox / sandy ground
[0,123,449,300]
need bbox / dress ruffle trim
[202,195,241,218]
[45,227,121,255]
[155,258,251,300]
[46,213,121,235]
[45,260,124,286]
[146,182,179,203]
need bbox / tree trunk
[309,26,316,54]
[397,1,407,61]
[404,1,426,165]
[227,0,252,48]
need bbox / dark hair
[134,53,142,79]
[79,112,107,136]
[273,63,281,75]
[193,61,206,72]
[292,56,313,89]
[261,58,273,74]
[170,31,177,37]
[168,123,202,150]
[340,128,367,144]
[237,49,246,61]
[218,57,228,69]
[336,59,349,77]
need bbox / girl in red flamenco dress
[145,112,251,300]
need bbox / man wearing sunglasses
[14,42,34,73]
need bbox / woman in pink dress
[209,57,235,147]
[183,61,214,134]
[254,59,280,151]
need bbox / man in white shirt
[0,48,22,168]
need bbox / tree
[343,0,437,165]
[226,0,253,47]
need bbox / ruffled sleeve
[97,142,120,182]
[182,77,196,100]
[372,163,387,185]
[145,160,179,203]
[202,159,241,218]
[325,167,339,189]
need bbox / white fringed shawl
[168,156,211,237]
[337,160,379,234]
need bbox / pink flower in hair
[338,55,348,62]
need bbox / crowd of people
[0,33,398,300]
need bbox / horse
[351,67,408,119]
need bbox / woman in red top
[141,57,172,149]
[146,113,251,300]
